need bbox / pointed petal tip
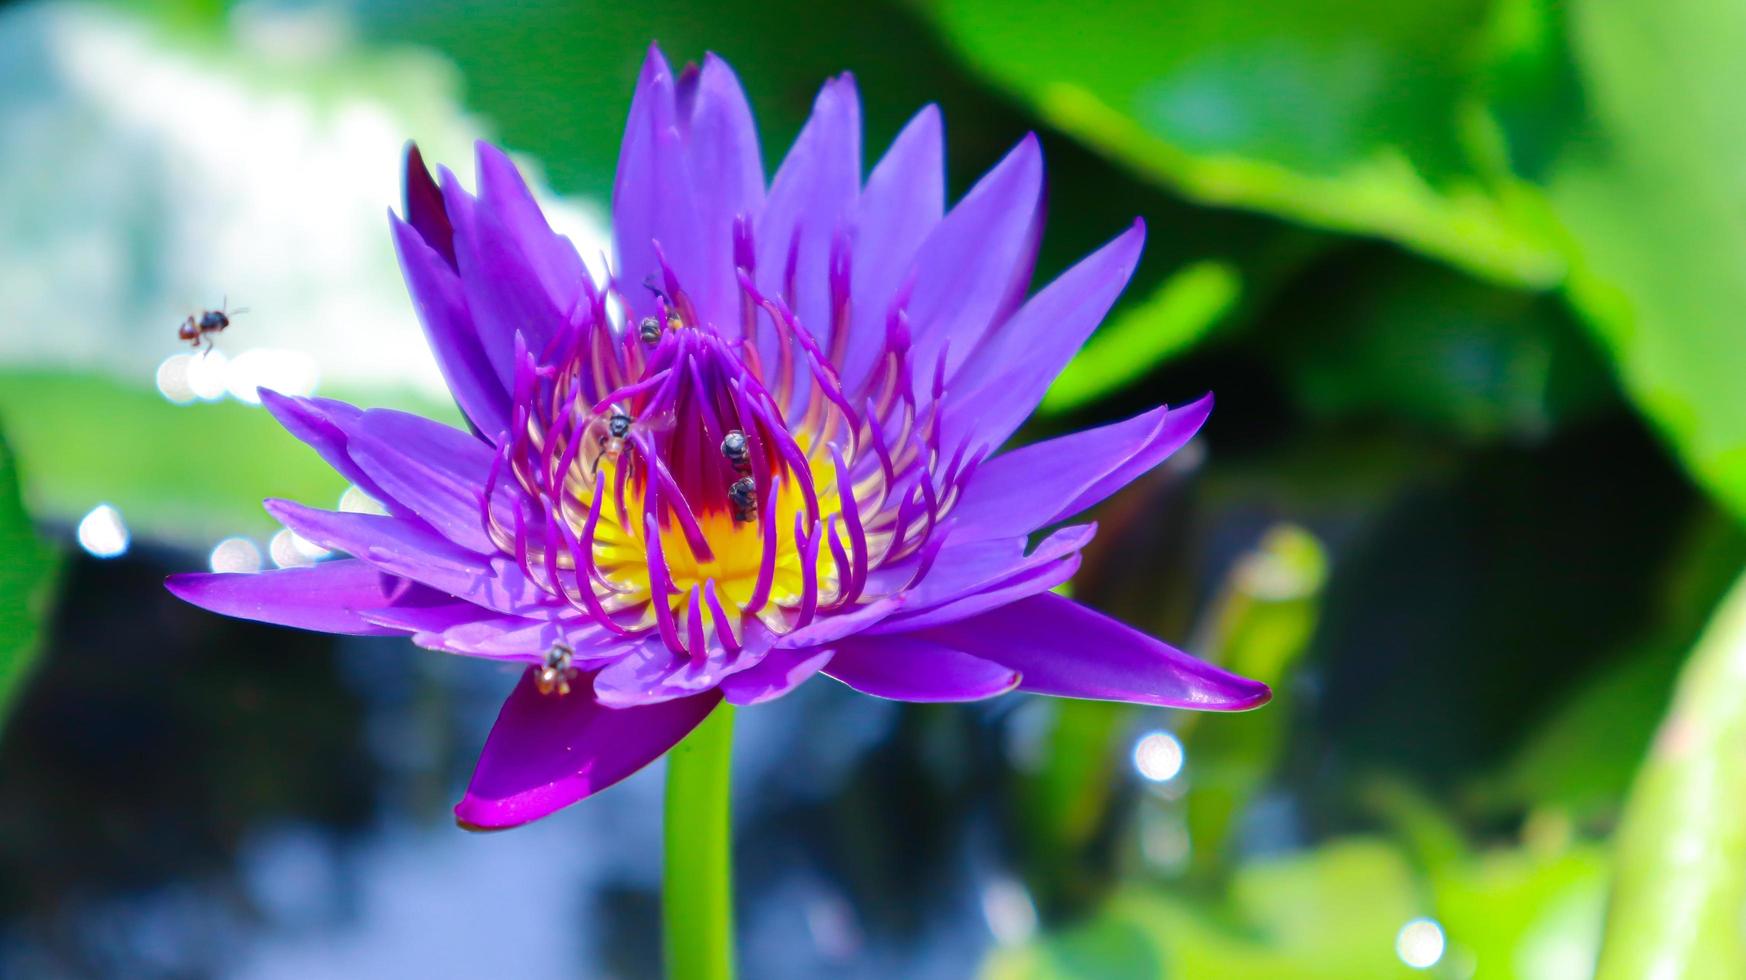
[1176,390,1214,430]
[403,139,427,179]
[261,496,311,530]
[1219,678,1273,712]
[452,800,526,832]
[453,813,514,833]
[638,43,674,85]
[162,571,201,601]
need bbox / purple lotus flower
[167,47,1268,830]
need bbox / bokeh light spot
[1396,917,1446,970]
[1133,730,1185,783]
[209,536,263,573]
[269,528,329,568]
[155,353,197,404]
[75,503,128,558]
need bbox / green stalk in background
[663,701,737,980]
[1597,569,1746,978]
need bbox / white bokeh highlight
[1396,917,1446,970]
[209,536,263,573]
[76,503,129,558]
[1133,730,1185,783]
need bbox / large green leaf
[986,840,1425,979]
[1597,567,1746,977]
[1434,844,1607,980]
[1266,250,1610,442]
[1548,0,1746,522]
[1495,510,1746,815]
[921,0,1563,287]
[0,424,61,730]
[1042,261,1240,416]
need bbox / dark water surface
[0,550,1019,979]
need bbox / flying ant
[177,298,247,354]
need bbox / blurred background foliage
[1,0,1744,976]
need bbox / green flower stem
[1597,568,1746,978]
[663,700,736,980]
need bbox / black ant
[178,298,247,354]
[728,476,758,523]
[721,430,751,474]
[585,407,634,475]
[638,277,682,344]
[536,642,578,696]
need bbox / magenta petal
[257,390,403,515]
[428,616,618,662]
[356,599,485,635]
[950,395,1212,543]
[825,635,1020,702]
[945,220,1147,454]
[264,501,548,616]
[870,539,1083,633]
[441,169,566,389]
[166,559,409,635]
[841,104,944,394]
[475,141,588,318]
[679,53,764,330]
[755,73,861,353]
[905,134,1044,384]
[456,672,720,830]
[893,524,1091,613]
[773,596,906,649]
[403,143,456,270]
[719,646,834,705]
[345,409,496,553]
[389,216,508,437]
[592,624,776,707]
[920,592,1271,710]
[613,47,703,310]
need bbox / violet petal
[920,592,1271,710]
[456,672,720,830]
[904,134,1043,385]
[719,646,834,705]
[388,215,509,437]
[166,559,416,636]
[945,220,1146,453]
[824,635,1020,702]
[949,394,1211,542]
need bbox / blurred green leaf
[0,372,348,545]
[1180,524,1326,882]
[986,839,1424,979]
[1434,843,1607,980]
[1016,698,1132,916]
[1548,0,1746,523]
[1267,251,1609,442]
[922,0,1564,287]
[0,424,60,730]
[1496,510,1746,815]
[1596,567,1746,978]
[1043,261,1240,415]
